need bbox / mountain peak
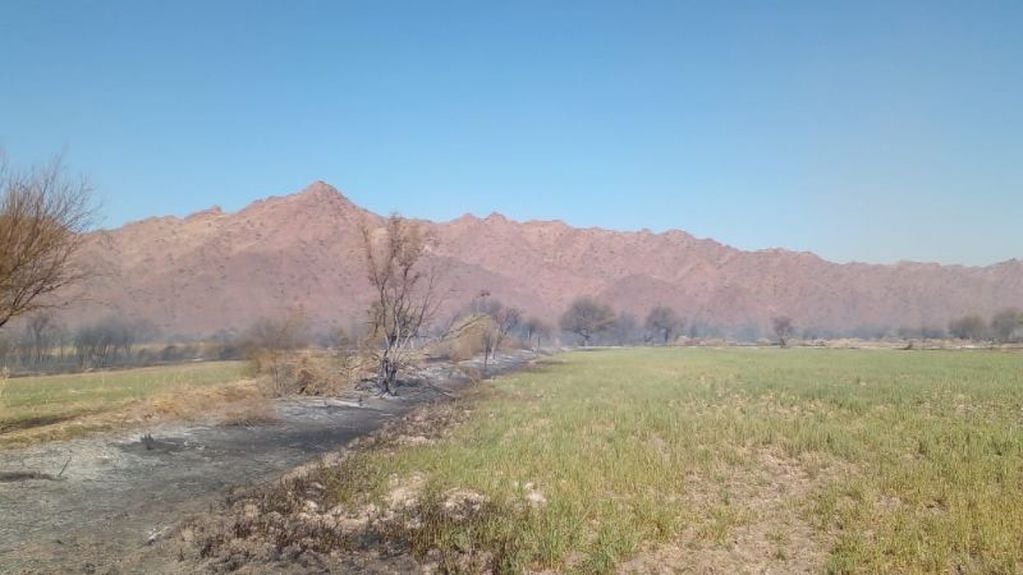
[186,205,224,220]
[298,180,340,198]
[291,180,365,213]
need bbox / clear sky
[1,1,1020,266]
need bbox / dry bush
[452,318,490,362]
[427,314,490,362]
[242,312,313,394]
[244,347,283,379]
[254,353,352,398]
[336,346,375,387]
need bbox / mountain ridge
[67,181,1023,338]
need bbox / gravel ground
[0,351,538,574]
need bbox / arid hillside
[68,182,1023,337]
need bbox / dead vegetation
[240,310,373,399]
[250,352,354,398]
[181,401,497,573]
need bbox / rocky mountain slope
[68,182,1023,337]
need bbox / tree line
[558,297,685,346]
[948,309,1023,343]
[0,312,217,372]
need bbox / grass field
[0,361,248,446]
[300,348,1023,573]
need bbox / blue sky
[1,1,1020,265]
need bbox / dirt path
[0,352,536,574]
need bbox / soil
[0,352,536,574]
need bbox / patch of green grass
[319,348,1023,573]
[0,361,246,441]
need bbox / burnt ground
[0,352,537,575]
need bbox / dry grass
[217,397,280,427]
[143,379,269,422]
[0,362,251,446]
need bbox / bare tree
[74,322,113,368]
[475,295,521,375]
[0,153,94,329]
[948,314,988,341]
[559,297,615,346]
[771,315,795,347]
[645,305,680,345]
[609,311,640,346]
[23,311,61,366]
[72,316,146,368]
[362,215,441,395]
[991,308,1023,343]
[245,313,309,353]
[243,311,310,393]
[522,316,552,352]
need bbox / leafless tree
[522,316,552,352]
[559,297,615,346]
[243,311,310,393]
[948,314,988,341]
[74,322,113,368]
[645,305,680,345]
[610,311,640,346]
[771,315,795,347]
[475,295,521,375]
[72,316,147,368]
[362,215,441,395]
[991,308,1023,343]
[23,311,62,365]
[0,152,94,330]
[245,312,309,354]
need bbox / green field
[0,361,246,444]
[313,348,1023,573]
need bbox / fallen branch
[56,455,71,478]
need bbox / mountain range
[67,181,1023,339]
